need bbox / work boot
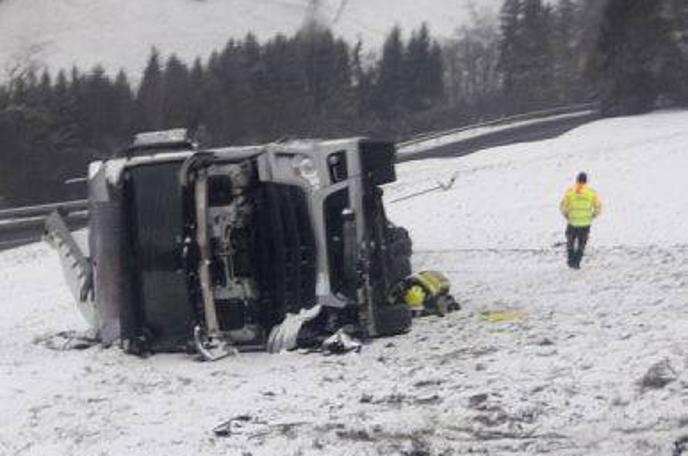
[573,250,584,269]
[567,249,575,268]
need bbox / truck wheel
[374,303,412,337]
[386,226,412,280]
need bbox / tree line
[1,0,687,205]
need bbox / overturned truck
[47,130,428,358]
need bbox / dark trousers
[566,225,590,269]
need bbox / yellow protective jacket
[560,184,602,227]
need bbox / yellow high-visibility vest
[560,184,602,227]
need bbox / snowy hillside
[2,110,688,455]
[0,0,501,79]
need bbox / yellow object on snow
[414,271,451,296]
[394,270,458,317]
[479,311,528,324]
[405,285,426,309]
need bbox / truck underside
[47,135,418,357]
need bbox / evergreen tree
[112,70,135,145]
[405,24,432,111]
[76,66,119,150]
[0,86,9,110]
[552,0,584,103]
[665,0,688,103]
[520,0,555,108]
[428,41,445,105]
[242,34,269,141]
[34,71,53,108]
[591,0,685,114]
[162,55,192,128]
[498,0,523,110]
[0,74,83,204]
[351,39,376,128]
[262,34,310,138]
[498,0,558,111]
[374,26,406,126]
[298,25,353,135]
[51,70,84,154]
[137,48,164,130]
[188,58,207,141]
[405,23,445,112]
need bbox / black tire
[374,303,412,337]
[385,226,412,281]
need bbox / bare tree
[4,42,48,99]
[443,2,501,110]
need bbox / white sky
[0,0,502,79]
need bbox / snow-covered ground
[0,0,501,80]
[2,110,688,455]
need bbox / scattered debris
[267,305,323,354]
[468,393,489,409]
[413,379,445,388]
[213,414,253,437]
[321,329,362,355]
[378,393,406,405]
[473,407,509,427]
[357,392,445,407]
[538,338,555,346]
[194,325,239,361]
[387,174,458,205]
[402,437,432,456]
[536,348,558,358]
[415,394,442,405]
[639,358,677,391]
[479,311,529,336]
[335,428,376,442]
[213,415,307,440]
[674,435,688,456]
[33,330,99,351]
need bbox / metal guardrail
[0,199,88,221]
[398,102,598,149]
[0,211,88,232]
[0,201,89,251]
[0,211,89,251]
[396,105,600,163]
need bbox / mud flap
[44,211,96,329]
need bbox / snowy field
[0,0,501,80]
[2,110,688,455]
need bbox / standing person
[560,172,602,269]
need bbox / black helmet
[576,172,587,184]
